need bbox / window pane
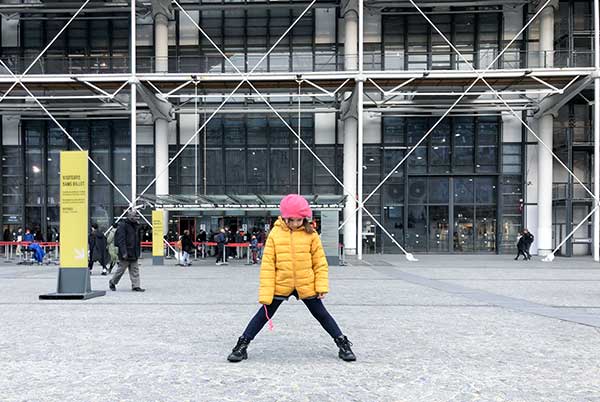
[429,206,449,252]
[454,177,474,204]
[428,177,448,204]
[454,206,474,252]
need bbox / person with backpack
[215,228,227,265]
[226,194,356,363]
[249,235,258,264]
[105,223,119,273]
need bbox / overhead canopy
[140,194,346,211]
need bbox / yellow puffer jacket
[258,217,329,305]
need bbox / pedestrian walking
[215,228,227,265]
[257,230,266,261]
[105,223,118,273]
[227,194,356,363]
[14,227,23,257]
[109,210,145,292]
[197,229,207,258]
[522,228,534,260]
[88,223,110,275]
[514,229,529,261]
[250,235,258,264]
[180,229,194,266]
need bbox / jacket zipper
[290,229,296,290]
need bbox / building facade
[0,0,596,256]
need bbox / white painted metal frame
[0,0,597,261]
[339,0,598,261]
[0,1,177,254]
[405,0,599,261]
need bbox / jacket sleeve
[311,233,329,294]
[115,225,126,258]
[258,234,276,305]
[88,235,95,256]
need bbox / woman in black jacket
[180,230,194,266]
[88,223,110,275]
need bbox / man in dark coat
[88,223,109,275]
[109,210,145,292]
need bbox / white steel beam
[406,0,599,261]
[339,0,558,235]
[594,0,600,262]
[0,0,91,103]
[131,0,137,207]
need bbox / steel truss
[0,0,598,261]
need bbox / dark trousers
[216,244,224,263]
[88,259,106,270]
[515,248,528,260]
[242,297,343,340]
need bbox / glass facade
[379,116,500,253]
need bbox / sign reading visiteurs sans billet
[60,151,89,268]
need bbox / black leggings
[515,248,528,260]
[242,297,343,340]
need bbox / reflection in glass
[454,177,474,204]
[454,206,474,252]
[428,177,449,204]
[406,205,427,251]
[476,206,496,252]
[429,206,449,252]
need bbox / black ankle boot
[227,336,251,362]
[334,335,356,361]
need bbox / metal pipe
[130,0,137,206]
[357,0,364,260]
[594,0,600,261]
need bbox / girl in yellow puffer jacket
[227,194,356,362]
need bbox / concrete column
[342,0,358,255]
[537,114,554,256]
[539,5,555,68]
[155,13,169,73]
[152,0,172,235]
[343,0,358,71]
[155,118,169,235]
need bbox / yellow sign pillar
[59,151,89,268]
[152,210,164,265]
[40,150,105,300]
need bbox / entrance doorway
[179,217,196,240]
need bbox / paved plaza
[1,254,600,401]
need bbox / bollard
[222,244,229,265]
[246,244,251,265]
[4,244,10,263]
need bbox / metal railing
[552,182,594,201]
[555,126,594,148]
[0,49,594,76]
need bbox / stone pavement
[1,254,600,402]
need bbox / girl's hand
[317,293,326,299]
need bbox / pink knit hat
[279,194,312,219]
